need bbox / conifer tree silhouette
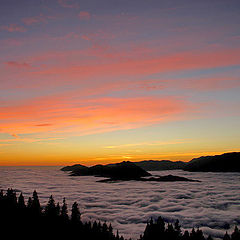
[207,235,213,240]
[27,197,32,208]
[31,190,41,215]
[60,197,69,221]
[18,192,25,209]
[71,201,81,223]
[45,195,57,217]
[0,190,3,199]
[182,230,190,240]
[6,188,17,206]
[231,226,240,240]
[195,228,205,240]
[56,202,60,216]
[223,231,231,240]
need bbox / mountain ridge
[184,152,240,172]
[61,152,240,173]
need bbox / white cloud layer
[0,167,239,239]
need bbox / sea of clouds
[0,166,240,239]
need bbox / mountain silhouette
[61,162,199,182]
[61,152,240,175]
[69,161,151,179]
[61,164,88,171]
[61,160,186,173]
[184,152,240,172]
[133,160,186,171]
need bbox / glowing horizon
[0,0,240,166]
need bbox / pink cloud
[0,24,26,32]
[1,45,240,94]
[81,35,91,41]
[79,11,91,20]
[30,48,240,82]
[138,76,240,92]
[4,61,31,68]
[172,76,240,91]
[22,14,57,26]
[58,0,79,8]
[0,38,23,47]
[22,16,46,25]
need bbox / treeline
[0,188,123,240]
[0,189,239,240]
[140,217,240,240]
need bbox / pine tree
[174,219,181,238]
[166,223,175,239]
[45,195,57,218]
[103,222,108,232]
[223,231,231,240]
[116,230,120,240]
[0,190,3,199]
[231,226,240,240]
[207,235,213,240]
[182,230,190,240]
[27,197,32,208]
[190,227,196,239]
[71,202,81,223]
[60,197,69,221]
[196,228,205,240]
[157,216,165,232]
[56,202,60,216]
[18,192,25,208]
[6,188,17,206]
[109,223,113,233]
[32,190,41,215]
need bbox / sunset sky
[0,0,240,165]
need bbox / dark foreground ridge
[1,188,239,240]
[183,152,240,172]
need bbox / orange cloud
[11,133,19,139]
[0,95,191,136]
[35,123,53,127]
[104,140,187,149]
[0,137,63,144]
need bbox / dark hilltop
[61,161,198,182]
[184,152,240,172]
[69,161,151,179]
[133,160,186,171]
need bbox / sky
[0,0,240,166]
